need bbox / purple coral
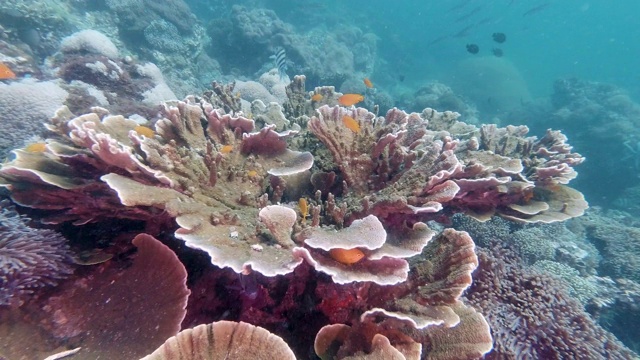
[0,201,73,306]
[465,246,636,359]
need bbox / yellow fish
[25,142,46,153]
[220,145,233,154]
[134,125,155,137]
[338,94,364,106]
[342,115,360,133]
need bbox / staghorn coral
[0,200,73,307]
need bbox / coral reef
[54,30,177,115]
[59,29,119,59]
[398,81,479,124]
[0,79,68,159]
[39,233,189,358]
[580,209,640,282]
[511,78,640,205]
[1,0,638,355]
[465,247,636,359]
[0,68,589,358]
[207,5,376,86]
[308,104,586,224]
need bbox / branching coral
[465,247,636,359]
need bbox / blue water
[192,0,640,98]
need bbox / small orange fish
[134,125,155,137]
[363,78,373,88]
[342,115,360,133]
[220,145,233,154]
[338,94,364,106]
[0,63,16,80]
[298,198,309,219]
[329,248,365,265]
[25,142,46,153]
[247,170,258,178]
[311,93,323,101]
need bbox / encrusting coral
[0,76,588,358]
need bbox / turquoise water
[203,0,640,98]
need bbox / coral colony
[1,68,604,359]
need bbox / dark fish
[523,3,550,17]
[492,32,506,43]
[398,74,405,82]
[453,24,475,38]
[455,6,482,23]
[466,44,480,54]
[427,34,450,47]
[475,17,493,26]
[18,27,40,49]
[270,47,289,80]
[448,1,469,12]
[492,48,504,57]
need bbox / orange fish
[0,63,16,80]
[220,145,233,154]
[338,94,364,106]
[298,198,309,219]
[311,93,323,101]
[25,142,46,153]
[363,78,373,88]
[247,170,258,178]
[342,115,360,133]
[329,248,365,265]
[134,125,155,137]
